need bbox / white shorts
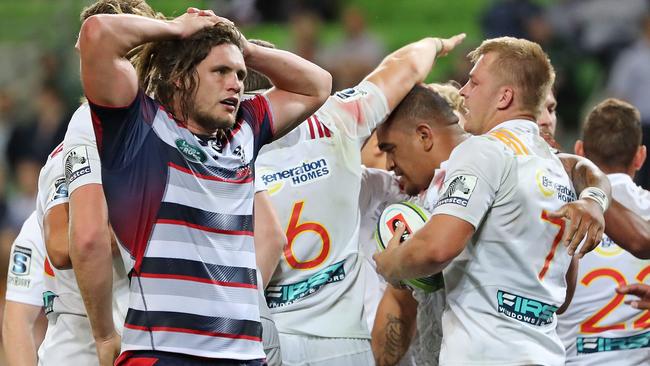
[278,333,373,366]
[261,315,282,366]
[37,313,96,366]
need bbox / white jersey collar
[607,172,634,187]
[486,119,539,135]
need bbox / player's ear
[416,123,434,151]
[574,140,584,157]
[633,145,647,172]
[496,86,514,110]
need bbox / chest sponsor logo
[578,330,650,354]
[260,158,330,195]
[497,290,558,326]
[11,246,32,276]
[48,177,69,204]
[176,138,207,163]
[437,175,477,207]
[64,146,91,184]
[535,169,576,203]
[265,260,345,308]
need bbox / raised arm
[365,34,465,111]
[78,10,221,107]
[243,41,332,136]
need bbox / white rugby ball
[375,201,444,293]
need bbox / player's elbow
[312,69,332,102]
[49,247,72,270]
[78,15,112,54]
[70,220,109,259]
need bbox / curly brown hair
[135,23,244,122]
[80,0,163,21]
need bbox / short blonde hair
[428,82,465,114]
[468,37,555,118]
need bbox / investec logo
[497,290,558,326]
[261,158,330,194]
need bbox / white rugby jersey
[62,103,129,331]
[433,120,575,365]
[5,211,46,307]
[557,173,650,365]
[358,167,406,331]
[256,80,390,338]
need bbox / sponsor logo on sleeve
[436,175,477,207]
[47,177,69,204]
[10,246,32,276]
[334,87,367,102]
[64,146,91,184]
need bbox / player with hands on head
[78,4,330,365]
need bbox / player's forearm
[371,286,417,366]
[604,200,650,259]
[389,235,451,282]
[69,192,116,340]
[559,153,611,200]
[244,42,331,101]
[3,302,40,366]
[70,231,116,340]
[384,38,439,84]
[79,14,181,60]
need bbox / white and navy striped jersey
[89,91,273,360]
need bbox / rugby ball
[375,201,444,293]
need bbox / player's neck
[483,110,536,133]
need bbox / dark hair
[384,84,459,130]
[137,23,244,121]
[583,98,642,170]
[80,0,162,21]
[243,39,275,93]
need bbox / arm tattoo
[378,314,408,366]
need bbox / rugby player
[255,33,464,365]
[374,37,610,365]
[557,98,650,365]
[78,6,331,365]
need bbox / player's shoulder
[451,134,510,161]
[64,103,94,143]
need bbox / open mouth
[220,97,238,111]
